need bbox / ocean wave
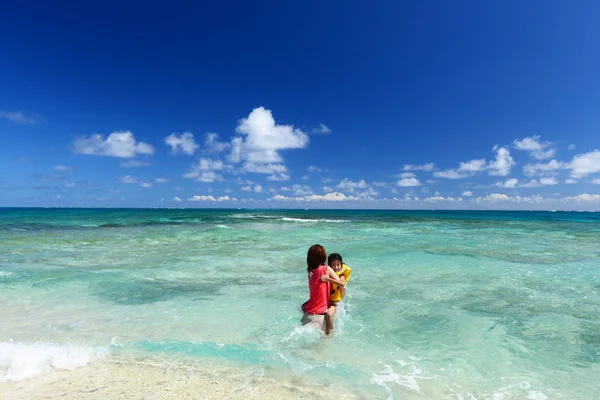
[0,271,13,278]
[280,217,349,223]
[0,341,109,382]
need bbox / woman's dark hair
[307,244,327,272]
[328,253,343,265]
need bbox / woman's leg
[325,305,337,335]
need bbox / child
[325,253,352,335]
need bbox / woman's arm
[320,267,346,287]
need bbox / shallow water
[1,208,599,399]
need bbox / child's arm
[339,275,347,299]
[320,267,346,287]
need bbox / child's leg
[301,301,307,312]
[325,304,337,335]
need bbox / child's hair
[307,244,327,272]
[328,253,343,265]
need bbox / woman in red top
[301,244,346,335]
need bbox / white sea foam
[280,217,349,223]
[215,224,232,229]
[0,271,13,278]
[0,341,109,382]
[370,362,431,399]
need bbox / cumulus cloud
[424,196,462,202]
[173,197,182,202]
[488,146,515,176]
[433,170,468,179]
[337,178,368,192]
[403,163,435,171]
[568,144,576,150]
[205,133,230,153]
[308,165,322,172]
[568,150,600,178]
[524,159,565,177]
[267,172,290,181]
[230,107,308,176]
[0,111,41,124]
[565,178,577,184]
[183,158,225,182]
[459,159,487,172]
[513,135,555,159]
[312,123,331,134]
[165,132,199,155]
[270,192,360,202]
[188,195,216,202]
[73,131,154,158]
[496,178,519,188]
[121,160,151,167]
[397,177,421,187]
[563,194,600,202]
[592,178,600,184]
[155,178,169,183]
[462,191,473,197]
[241,186,252,192]
[140,182,152,188]
[254,185,263,193]
[217,196,237,201]
[478,193,512,202]
[292,184,313,196]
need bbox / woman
[301,244,346,335]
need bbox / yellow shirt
[329,264,352,303]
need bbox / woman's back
[304,264,330,314]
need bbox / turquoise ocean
[1,208,599,399]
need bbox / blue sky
[1,1,600,210]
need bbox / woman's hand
[320,274,328,282]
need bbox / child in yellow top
[325,253,352,335]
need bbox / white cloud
[270,192,360,202]
[165,132,199,155]
[73,131,154,158]
[488,146,515,176]
[53,165,73,172]
[119,175,138,184]
[217,196,237,201]
[241,186,252,192]
[308,165,322,172]
[540,177,558,185]
[323,186,333,192]
[232,107,309,175]
[224,188,233,193]
[254,185,263,193]
[205,133,230,153]
[267,172,290,181]
[243,162,287,174]
[569,150,600,178]
[337,178,368,192]
[462,191,473,197]
[565,178,577,184]
[121,160,151,167]
[478,193,512,202]
[183,158,224,182]
[563,194,600,202]
[532,149,556,160]
[397,177,421,187]
[424,196,462,202]
[188,195,216,202]
[524,159,565,176]
[292,184,313,196]
[459,159,487,172]
[312,123,331,134]
[568,144,576,150]
[155,178,169,183]
[0,111,40,124]
[140,182,152,188]
[592,178,600,184]
[403,163,435,171]
[173,197,182,202]
[513,135,555,159]
[301,175,309,181]
[496,178,518,188]
[433,170,468,179]
[397,172,416,178]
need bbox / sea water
[0,208,599,399]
